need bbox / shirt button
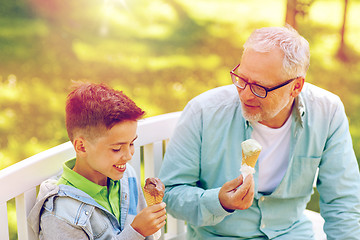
[261,224,266,229]
[260,196,265,202]
[85,211,89,215]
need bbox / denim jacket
[28,164,155,240]
[159,83,360,239]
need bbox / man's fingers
[223,175,244,192]
[233,175,253,199]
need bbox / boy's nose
[121,147,134,161]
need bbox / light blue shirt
[159,83,360,239]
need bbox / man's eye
[112,148,121,152]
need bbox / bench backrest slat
[0,142,75,203]
[0,202,10,240]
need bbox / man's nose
[240,84,256,100]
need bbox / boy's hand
[131,202,167,237]
[218,174,254,211]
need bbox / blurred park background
[1,0,360,238]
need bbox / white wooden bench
[0,112,326,240]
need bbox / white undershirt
[251,115,292,194]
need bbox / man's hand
[131,202,167,237]
[219,174,254,212]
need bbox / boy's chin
[110,173,124,181]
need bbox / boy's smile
[114,164,127,172]
[73,120,138,186]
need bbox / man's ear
[73,137,87,156]
[291,77,305,98]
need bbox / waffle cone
[242,150,261,168]
[143,190,163,206]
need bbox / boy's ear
[291,77,305,98]
[73,137,87,156]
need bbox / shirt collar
[293,94,306,127]
[61,158,119,196]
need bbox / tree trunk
[337,0,349,61]
[285,0,298,29]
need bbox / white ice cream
[240,139,262,179]
[241,139,262,157]
[240,163,256,179]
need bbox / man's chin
[242,111,262,122]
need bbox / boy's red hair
[65,82,145,142]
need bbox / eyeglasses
[230,64,298,98]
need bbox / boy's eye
[112,143,134,152]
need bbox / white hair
[243,26,310,78]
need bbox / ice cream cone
[143,190,163,206]
[242,150,261,168]
[240,139,262,178]
[143,177,165,206]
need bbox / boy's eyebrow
[111,135,138,146]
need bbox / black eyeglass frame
[230,64,299,98]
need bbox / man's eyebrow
[238,73,266,86]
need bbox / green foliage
[0,0,359,169]
[0,78,68,169]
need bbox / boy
[28,82,166,239]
